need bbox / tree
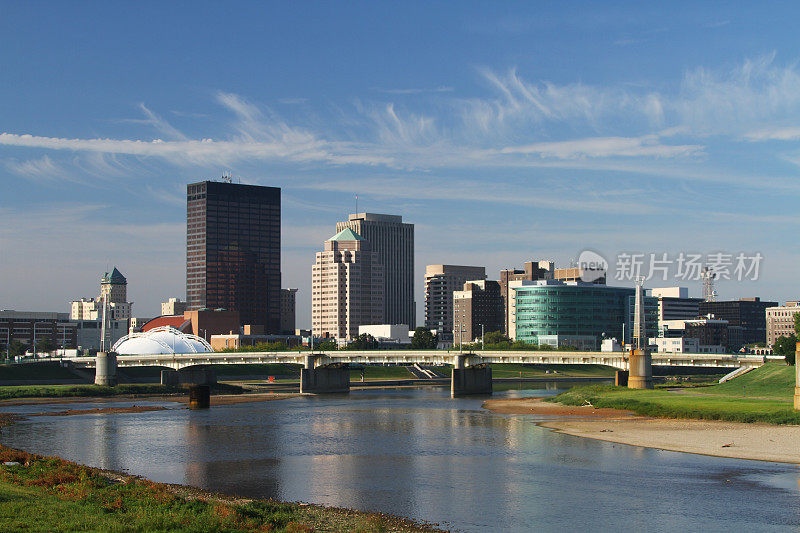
[316,339,337,350]
[795,313,800,337]
[8,340,27,358]
[411,327,437,349]
[36,337,55,355]
[347,333,378,350]
[773,335,797,365]
[482,331,512,349]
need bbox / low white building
[358,324,411,344]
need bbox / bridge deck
[66,350,765,371]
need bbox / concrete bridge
[70,350,766,396]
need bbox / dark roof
[101,267,127,285]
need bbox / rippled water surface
[1,385,799,532]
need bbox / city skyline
[2,3,800,326]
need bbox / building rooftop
[329,228,365,241]
[101,267,127,285]
[347,212,403,223]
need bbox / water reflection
[1,386,798,532]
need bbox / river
[1,384,798,532]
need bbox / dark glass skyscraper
[186,181,281,331]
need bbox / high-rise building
[70,267,133,322]
[424,265,486,343]
[508,279,635,350]
[500,260,555,334]
[766,301,800,346]
[280,288,298,334]
[699,297,778,348]
[186,181,281,331]
[649,287,703,322]
[453,280,503,345]
[335,213,414,328]
[311,228,384,341]
[161,297,187,316]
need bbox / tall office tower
[499,260,554,335]
[70,267,133,321]
[280,288,298,334]
[453,280,503,345]
[335,213,414,328]
[699,297,778,348]
[186,181,281,332]
[311,228,384,341]
[424,265,486,343]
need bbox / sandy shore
[483,398,800,464]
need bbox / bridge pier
[160,367,217,386]
[628,349,653,389]
[451,355,492,397]
[94,352,117,386]
[300,356,350,394]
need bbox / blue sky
[2,2,800,326]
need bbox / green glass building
[509,280,656,349]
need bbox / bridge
[69,350,767,396]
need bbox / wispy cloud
[496,135,703,159]
[743,126,800,141]
[118,103,188,140]
[4,155,63,180]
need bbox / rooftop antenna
[221,171,232,184]
[355,194,358,214]
[701,266,717,302]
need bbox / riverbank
[0,441,442,532]
[482,397,800,464]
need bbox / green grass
[690,363,796,400]
[211,363,301,377]
[548,383,800,425]
[0,445,436,532]
[0,362,82,381]
[0,383,244,401]
[349,366,416,380]
[490,363,617,379]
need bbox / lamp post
[481,324,485,351]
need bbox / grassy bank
[0,383,245,401]
[0,444,438,532]
[548,381,800,425]
[688,364,795,400]
[0,362,85,381]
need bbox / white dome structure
[112,326,213,355]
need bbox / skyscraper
[311,228,384,341]
[424,264,486,343]
[335,213,414,328]
[186,180,281,331]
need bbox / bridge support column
[161,369,179,386]
[628,349,653,389]
[188,385,210,409]
[300,357,349,394]
[451,355,492,397]
[94,352,117,386]
[794,343,799,411]
[178,366,217,386]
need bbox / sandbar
[483,398,800,464]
